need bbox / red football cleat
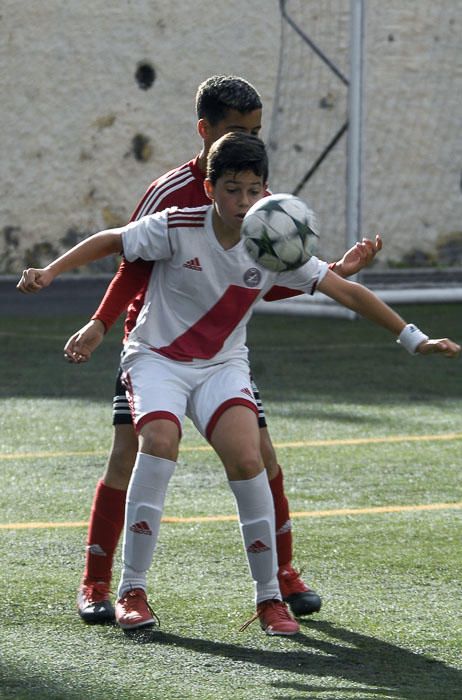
[77,581,114,623]
[278,565,322,616]
[240,599,300,636]
[115,588,158,630]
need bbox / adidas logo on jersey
[247,539,270,554]
[129,520,152,536]
[240,387,253,398]
[183,257,202,271]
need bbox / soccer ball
[241,193,319,272]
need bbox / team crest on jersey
[243,267,262,287]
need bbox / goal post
[346,0,364,258]
[260,0,462,317]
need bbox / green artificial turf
[1,305,461,699]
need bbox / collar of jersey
[205,206,245,253]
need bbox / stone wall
[2,1,461,272]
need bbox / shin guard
[118,452,176,597]
[229,471,280,604]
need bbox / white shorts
[121,351,258,441]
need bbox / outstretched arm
[318,269,460,358]
[16,230,123,293]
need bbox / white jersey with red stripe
[121,205,328,367]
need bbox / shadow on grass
[0,668,90,700]
[124,620,461,700]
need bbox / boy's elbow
[108,232,123,255]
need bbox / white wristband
[397,323,429,355]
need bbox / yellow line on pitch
[1,502,461,531]
[1,432,461,461]
[266,433,462,449]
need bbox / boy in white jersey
[17,132,460,635]
[62,75,382,625]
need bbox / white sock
[118,452,176,598]
[229,470,281,605]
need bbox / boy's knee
[112,424,138,454]
[232,453,263,480]
[139,421,179,461]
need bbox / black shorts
[112,366,133,425]
[112,365,268,429]
[249,375,267,429]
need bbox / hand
[63,319,106,363]
[17,267,55,294]
[335,234,382,278]
[417,338,461,358]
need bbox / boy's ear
[197,118,209,140]
[204,178,214,201]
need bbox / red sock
[83,479,126,585]
[269,466,293,568]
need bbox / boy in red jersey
[17,133,459,636]
[59,76,381,623]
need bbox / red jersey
[92,156,208,338]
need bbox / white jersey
[121,205,328,366]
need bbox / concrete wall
[1,0,279,273]
[2,1,461,273]
[363,1,462,268]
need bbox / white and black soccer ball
[242,193,319,272]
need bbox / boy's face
[199,109,262,150]
[206,169,266,234]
